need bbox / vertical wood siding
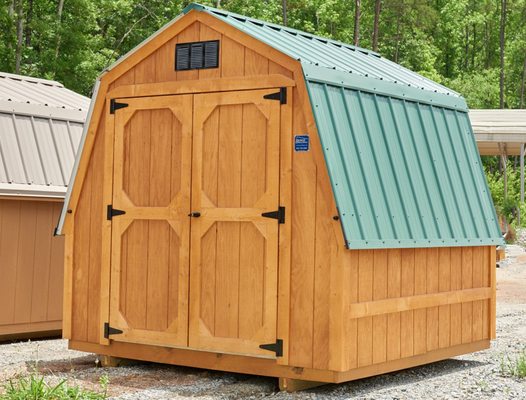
[68,17,495,376]
[0,199,64,336]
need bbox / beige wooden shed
[0,72,88,340]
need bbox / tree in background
[353,0,360,46]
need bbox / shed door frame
[107,94,193,348]
[99,82,293,361]
[188,88,284,358]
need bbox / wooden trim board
[107,75,296,98]
[69,339,489,384]
[349,287,491,319]
[0,321,61,339]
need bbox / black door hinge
[263,87,287,104]
[110,99,129,114]
[259,339,283,357]
[104,322,123,339]
[261,206,285,224]
[107,204,126,220]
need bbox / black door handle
[188,212,201,218]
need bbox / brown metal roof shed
[0,71,87,340]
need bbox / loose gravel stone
[1,246,525,399]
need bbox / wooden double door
[107,89,283,358]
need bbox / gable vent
[175,40,219,71]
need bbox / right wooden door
[189,89,282,357]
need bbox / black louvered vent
[175,40,219,71]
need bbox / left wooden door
[108,95,192,347]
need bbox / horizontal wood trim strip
[69,340,339,382]
[69,339,490,382]
[0,321,61,337]
[349,287,491,319]
[334,340,490,381]
[107,74,296,98]
[0,196,64,203]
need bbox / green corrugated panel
[182,3,502,249]
[306,77,502,248]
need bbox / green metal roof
[185,4,502,249]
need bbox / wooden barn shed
[0,71,88,340]
[57,4,502,390]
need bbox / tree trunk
[215,0,221,7]
[25,0,32,46]
[499,0,506,109]
[7,0,14,60]
[15,0,23,74]
[54,0,65,68]
[353,0,361,46]
[464,25,469,70]
[521,52,526,108]
[372,0,381,52]
[282,0,287,26]
[394,10,402,63]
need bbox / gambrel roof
[58,4,502,248]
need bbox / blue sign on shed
[294,135,310,152]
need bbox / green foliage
[446,69,501,108]
[1,0,525,104]
[500,348,526,379]
[484,164,526,228]
[0,374,108,400]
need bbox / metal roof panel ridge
[302,63,467,111]
[185,3,378,56]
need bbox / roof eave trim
[0,100,87,123]
[56,78,101,235]
[302,63,469,112]
[0,183,66,198]
[345,237,504,250]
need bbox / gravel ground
[1,247,525,399]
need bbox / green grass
[0,374,108,400]
[500,349,526,379]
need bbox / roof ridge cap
[186,3,380,57]
[0,71,64,87]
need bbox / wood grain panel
[347,252,359,369]
[372,250,388,364]
[72,162,92,341]
[357,250,373,367]
[426,248,439,351]
[313,167,332,370]
[400,248,415,358]
[461,247,473,344]
[31,202,53,323]
[289,91,316,368]
[450,247,462,346]
[0,200,64,336]
[482,246,490,339]
[14,202,37,324]
[413,248,427,355]
[438,247,451,348]
[47,203,65,321]
[387,249,401,361]
[472,247,484,341]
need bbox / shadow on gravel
[305,358,489,398]
[26,355,489,398]
[33,356,277,398]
